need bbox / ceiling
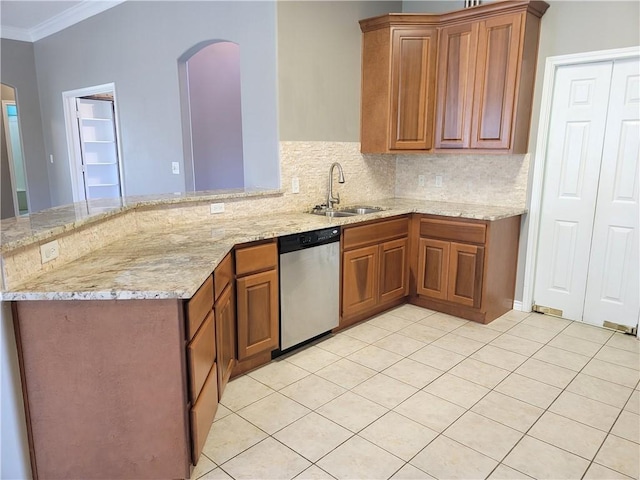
[0,0,125,42]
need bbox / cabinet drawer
[187,311,216,402]
[186,275,214,340]
[214,253,234,301]
[190,364,218,465]
[343,217,409,250]
[420,217,486,244]
[235,242,277,276]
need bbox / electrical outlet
[171,162,180,175]
[291,177,300,194]
[418,175,426,187]
[435,175,443,187]
[40,240,60,264]
[210,203,225,214]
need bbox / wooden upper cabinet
[389,27,438,150]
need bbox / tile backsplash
[395,153,530,208]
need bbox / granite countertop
[1,198,525,301]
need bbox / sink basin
[340,206,384,215]
[311,210,355,217]
[309,205,383,217]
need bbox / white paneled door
[534,58,639,329]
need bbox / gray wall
[402,0,464,13]
[277,1,401,141]
[0,39,51,213]
[34,1,279,206]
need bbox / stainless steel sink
[312,210,355,217]
[309,205,383,217]
[340,206,384,215]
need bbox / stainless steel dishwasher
[278,227,341,353]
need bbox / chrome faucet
[327,162,345,210]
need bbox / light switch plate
[418,175,425,187]
[210,203,225,214]
[291,177,300,194]
[40,240,60,264]
[171,162,180,175]
[435,175,443,187]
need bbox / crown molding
[0,25,33,42]
[1,0,126,42]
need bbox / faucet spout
[327,162,345,210]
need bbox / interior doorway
[63,83,124,203]
[524,47,639,335]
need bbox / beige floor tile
[504,436,589,479]
[366,312,415,332]
[453,322,502,343]
[521,313,571,332]
[444,411,523,461]
[315,334,368,357]
[198,468,233,480]
[495,373,562,409]
[487,464,534,479]
[214,404,232,422]
[388,304,435,322]
[548,333,603,357]
[294,465,336,479]
[285,345,341,373]
[237,392,310,435]
[625,390,640,414]
[352,373,418,409]
[247,359,309,390]
[192,454,216,479]
[583,463,634,480]
[273,412,353,462]
[470,345,528,371]
[342,322,392,344]
[582,358,640,388]
[502,310,532,322]
[219,375,274,411]
[424,373,489,409]
[471,391,544,432]
[279,374,346,410]
[567,373,634,408]
[373,332,426,357]
[507,323,558,343]
[398,322,447,343]
[418,312,468,332]
[383,357,443,389]
[221,437,310,480]
[595,434,640,478]
[484,316,520,333]
[202,414,268,464]
[394,391,466,432]
[347,344,404,371]
[595,346,640,371]
[611,411,640,444]
[532,345,591,371]
[449,358,510,388]
[390,463,434,479]
[606,333,640,354]
[409,344,466,371]
[360,411,438,461]
[315,358,377,389]
[410,435,498,480]
[316,435,404,480]
[563,322,614,344]
[528,411,607,460]
[431,333,485,356]
[515,358,577,388]
[490,333,544,356]
[549,390,621,432]
[316,391,388,433]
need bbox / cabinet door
[342,245,379,317]
[214,284,236,399]
[389,27,437,150]
[471,13,522,149]
[434,22,478,149]
[236,269,279,360]
[448,242,484,308]
[379,237,409,305]
[417,238,450,300]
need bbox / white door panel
[534,62,613,321]
[583,58,640,327]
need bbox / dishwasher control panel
[279,227,341,254]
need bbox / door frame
[522,46,640,335]
[62,83,125,202]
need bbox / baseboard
[512,300,524,311]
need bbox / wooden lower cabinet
[379,237,409,304]
[342,245,379,318]
[413,214,520,324]
[214,283,236,399]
